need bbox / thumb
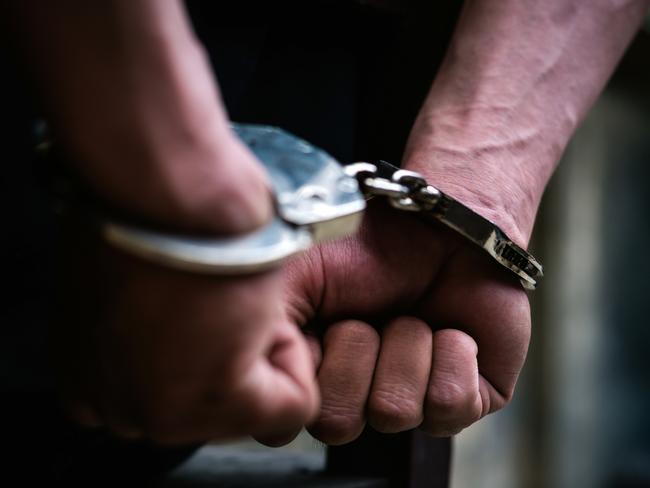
[193,130,273,235]
[131,129,273,236]
[249,323,320,446]
[59,125,273,237]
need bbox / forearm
[7,0,269,233]
[404,0,649,245]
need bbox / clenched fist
[285,200,530,444]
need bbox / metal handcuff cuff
[81,124,543,290]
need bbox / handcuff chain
[343,161,543,290]
[343,162,441,213]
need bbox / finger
[254,333,324,446]
[136,321,318,447]
[422,329,482,437]
[251,323,320,446]
[367,317,432,433]
[307,320,380,445]
[426,245,531,417]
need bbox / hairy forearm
[404,0,649,245]
[7,0,269,233]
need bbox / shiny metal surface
[352,160,543,290]
[102,124,366,274]
[104,219,312,274]
[234,125,366,242]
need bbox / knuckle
[420,419,466,438]
[308,403,365,445]
[436,328,478,357]
[368,387,422,433]
[325,321,379,349]
[427,380,471,417]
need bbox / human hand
[52,136,319,446]
[25,0,318,445]
[284,173,531,443]
[41,14,320,442]
[286,0,649,443]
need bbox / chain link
[344,161,542,290]
[344,162,441,212]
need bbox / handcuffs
[46,124,543,290]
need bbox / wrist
[402,112,554,247]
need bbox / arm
[286,0,650,444]
[404,0,650,245]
